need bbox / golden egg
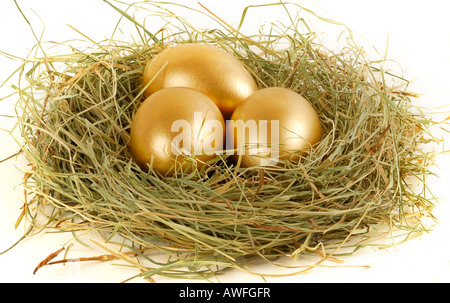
[130,87,225,176]
[142,43,258,119]
[228,87,323,167]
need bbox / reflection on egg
[142,43,258,119]
[228,87,323,167]
[130,87,225,176]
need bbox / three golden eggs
[130,44,323,175]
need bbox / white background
[0,0,449,283]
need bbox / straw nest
[9,1,441,281]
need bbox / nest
[9,1,440,281]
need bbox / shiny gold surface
[142,43,257,119]
[229,87,323,167]
[130,87,225,176]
